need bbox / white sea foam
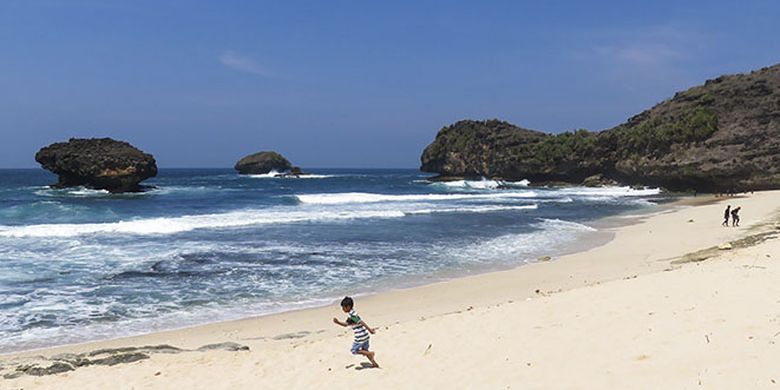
[247,171,336,179]
[433,178,530,190]
[405,204,538,215]
[32,186,166,198]
[446,218,597,267]
[34,187,112,198]
[555,186,661,197]
[295,191,538,205]
[0,208,406,238]
[246,170,282,178]
[291,174,336,179]
[0,293,341,353]
[536,218,597,232]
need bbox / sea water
[0,169,665,352]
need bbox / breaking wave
[0,204,540,238]
[295,191,538,205]
[247,171,337,179]
[430,178,530,190]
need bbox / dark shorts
[351,340,369,354]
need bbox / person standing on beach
[333,296,379,368]
[731,206,741,227]
[722,205,731,227]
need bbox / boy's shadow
[345,362,378,371]
[355,362,377,370]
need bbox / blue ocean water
[0,169,666,352]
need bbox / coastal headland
[421,64,780,193]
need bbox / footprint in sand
[272,331,311,340]
[635,354,650,361]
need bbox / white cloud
[589,26,703,68]
[561,26,716,94]
[219,51,272,77]
[594,42,686,66]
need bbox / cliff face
[420,64,780,192]
[420,120,548,180]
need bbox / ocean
[0,168,666,352]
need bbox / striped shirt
[348,309,370,343]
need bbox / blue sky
[1,1,778,168]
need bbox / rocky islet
[35,137,157,193]
[233,151,293,174]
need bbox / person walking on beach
[722,205,731,227]
[731,206,741,227]
[333,296,379,368]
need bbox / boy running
[333,296,379,368]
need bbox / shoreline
[3,190,778,388]
[0,195,715,357]
[0,194,667,356]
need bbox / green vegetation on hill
[609,107,719,158]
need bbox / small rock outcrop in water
[420,63,780,192]
[35,138,157,193]
[275,166,311,178]
[234,151,292,174]
[581,174,618,187]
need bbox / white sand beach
[3,191,780,389]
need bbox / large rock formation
[35,138,157,193]
[421,63,780,192]
[234,151,292,174]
